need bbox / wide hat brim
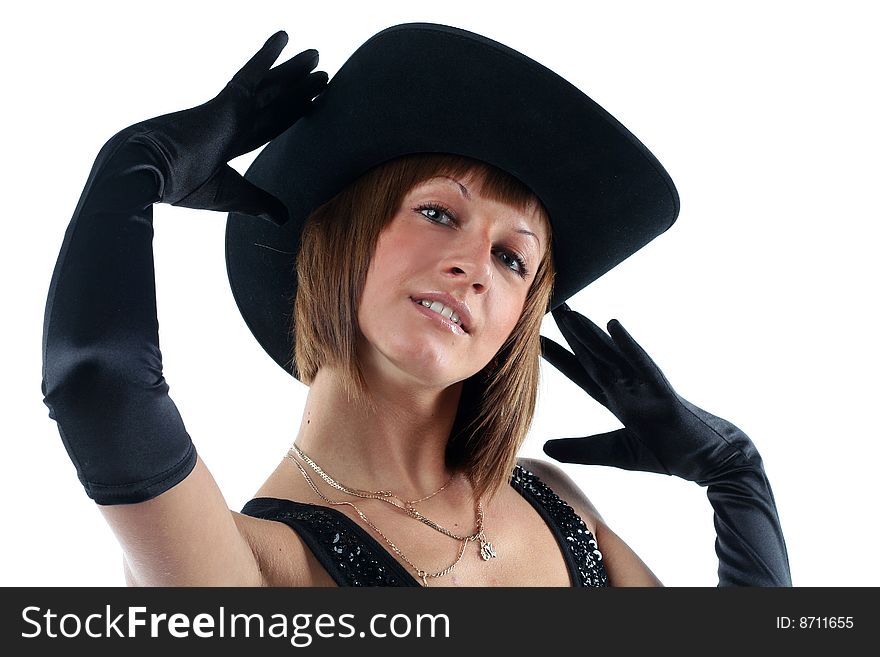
[225,22,680,379]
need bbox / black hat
[225,22,679,378]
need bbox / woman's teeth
[416,299,461,326]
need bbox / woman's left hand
[540,304,762,485]
[541,304,792,585]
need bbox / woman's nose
[445,236,494,293]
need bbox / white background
[2,0,877,587]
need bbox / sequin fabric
[240,497,419,586]
[241,464,608,587]
[510,466,609,587]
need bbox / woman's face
[357,172,548,389]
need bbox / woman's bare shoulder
[516,456,604,533]
[516,456,663,586]
[101,457,320,587]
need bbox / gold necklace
[292,443,452,505]
[288,456,477,586]
[288,445,486,543]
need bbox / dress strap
[240,497,420,586]
[510,465,609,587]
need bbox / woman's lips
[411,298,468,336]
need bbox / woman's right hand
[123,30,327,225]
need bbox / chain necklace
[288,455,479,586]
[288,445,486,543]
[291,443,452,505]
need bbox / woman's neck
[293,365,465,500]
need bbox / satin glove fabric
[540,304,791,586]
[41,32,326,504]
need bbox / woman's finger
[544,429,670,474]
[606,319,670,389]
[233,31,290,88]
[555,305,617,352]
[170,164,289,226]
[553,307,627,376]
[540,336,608,405]
[262,48,321,91]
[249,70,328,148]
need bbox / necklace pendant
[479,537,497,561]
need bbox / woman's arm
[40,33,326,585]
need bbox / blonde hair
[293,154,555,501]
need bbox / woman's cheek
[490,302,523,347]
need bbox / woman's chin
[367,353,468,390]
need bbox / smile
[411,299,468,336]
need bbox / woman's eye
[497,250,529,278]
[417,205,454,225]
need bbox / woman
[41,24,790,586]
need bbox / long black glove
[540,304,792,586]
[41,32,326,504]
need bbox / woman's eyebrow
[425,176,541,247]
[516,229,540,248]
[428,175,471,199]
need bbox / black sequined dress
[240,464,608,586]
